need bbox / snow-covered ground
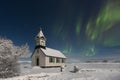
[1,61,120,80]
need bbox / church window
[62,59,65,63]
[49,57,55,63]
[56,58,60,63]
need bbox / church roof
[36,30,45,38]
[41,47,66,58]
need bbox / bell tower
[35,29,46,49]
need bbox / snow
[37,30,45,38]
[1,73,59,80]
[0,38,30,78]
[41,47,66,58]
[1,62,120,80]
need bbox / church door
[36,58,39,66]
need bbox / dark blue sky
[0,0,120,59]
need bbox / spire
[36,28,45,38]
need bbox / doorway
[36,58,39,66]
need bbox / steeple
[36,28,45,38]
[35,29,46,49]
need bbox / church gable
[31,48,46,66]
[32,48,45,57]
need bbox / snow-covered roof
[41,47,66,58]
[36,30,45,38]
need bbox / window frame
[49,57,55,63]
[62,58,65,63]
[56,58,60,63]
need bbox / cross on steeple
[40,27,42,31]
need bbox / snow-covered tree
[0,37,30,78]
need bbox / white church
[31,29,67,67]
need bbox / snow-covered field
[1,61,120,80]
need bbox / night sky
[0,0,120,60]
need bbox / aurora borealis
[0,0,120,59]
[51,0,120,56]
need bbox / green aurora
[82,0,120,56]
[53,0,120,56]
[86,0,120,46]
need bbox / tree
[0,37,30,78]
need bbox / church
[31,29,66,67]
